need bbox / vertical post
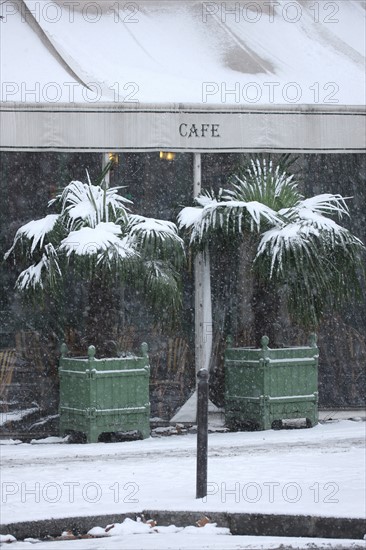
[196,368,209,499]
[193,152,201,197]
[194,153,213,380]
[102,153,111,188]
[194,153,202,382]
[170,153,214,424]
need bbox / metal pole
[194,152,203,382]
[102,152,110,188]
[194,152,212,380]
[196,368,209,499]
[193,152,201,197]
[169,154,214,424]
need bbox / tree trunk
[86,274,119,357]
[251,278,280,348]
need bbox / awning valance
[1,103,365,153]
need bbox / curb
[1,511,365,541]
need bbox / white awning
[1,0,365,152]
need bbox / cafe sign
[1,103,364,153]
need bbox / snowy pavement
[0,420,365,548]
[1,531,365,550]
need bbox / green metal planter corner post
[59,342,151,443]
[225,334,319,431]
[196,368,209,499]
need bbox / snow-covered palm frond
[128,215,178,234]
[195,189,218,207]
[243,201,282,230]
[96,235,140,275]
[4,214,59,259]
[179,196,281,245]
[258,223,322,277]
[128,215,185,267]
[257,187,365,277]
[50,180,131,231]
[97,235,138,262]
[177,206,203,230]
[263,192,361,276]
[295,194,350,218]
[225,159,301,210]
[177,190,218,230]
[280,193,351,222]
[177,161,298,246]
[255,215,365,326]
[59,222,126,257]
[15,244,61,290]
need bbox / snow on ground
[0,420,365,548]
[0,420,364,528]
[2,531,365,550]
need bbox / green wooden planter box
[225,335,319,431]
[59,343,150,442]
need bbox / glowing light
[159,152,176,161]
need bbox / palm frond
[136,260,182,317]
[4,214,59,259]
[255,218,365,327]
[96,235,140,278]
[226,158,302,210]
[15,243,61,290]
[49,180,131,231]
[177,206,203,230]
[179,195,281,246]
[128,215,185,268]
[294,193,350,218]
[59,222,125,257]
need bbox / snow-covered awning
[1,0,365,152]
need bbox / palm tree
[5,164,185,356]
[178,157,365,344]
